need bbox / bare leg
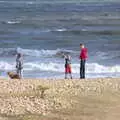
[17,69,19,75]
[65,73,67,79]
[70,74,72,79]
[19,69,23,79]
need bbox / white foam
[17,47,60,57]
[17,47,75,57]
[82,29,87,31]
[6,21,21,24]
[54,28,67,32]
[0,47,76,57]
[0,61,120,78]
[24,62,120,74]
[86,63,120,73]
[0,61,15,71]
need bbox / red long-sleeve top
[80,48,88,60]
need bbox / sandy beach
[0,78,120,120]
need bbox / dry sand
[0,78,120,120]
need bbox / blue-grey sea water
[0,0,120,78]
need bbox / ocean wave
[17,47,60,57]
[3,20,21,25]
[24,62,120,74]
[1,0,119,4]
[25,28,67,34]
[0,61,15,71]
[43,28,120,35]
[50,28,120,35]
[65,29,120,35]
[0,61,120,74]
[17,47,76,57]
[1,47,120,61]
[93,51,120,60]
[53,28,67,32]
[0,48,17,56]
[0,47,75,57]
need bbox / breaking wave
[17,47,75,57]
[0,61,120,74]
[0,47,76,57]
[1,47,120,61]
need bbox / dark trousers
[80,59,86,79]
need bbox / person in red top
[79,44,88,79]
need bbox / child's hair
[80,43,84,46]
[17,53,21,58]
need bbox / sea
[0,0,120,78]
